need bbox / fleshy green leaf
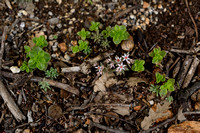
[155,72,166,83]
[77,28,90,40]
[71,45,80,54]
[131,60,145,72]
[89,21,100,31]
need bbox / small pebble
[158,4,163,9]
[48,11,53,16]
[48,18,59,25]
[145,18,150,25]
[141,15,145,21]
[70,9,75,14]
[130,14,136,20]
[149,100,154,105]
[10,66,20,73]
[57,23,62,29]
[20,22,25,28]
[143,1,149,9]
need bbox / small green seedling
[71,40,91,55]
[20,61,32,73]
[25,46,50,71]
[89,21,100,31]
[53,35,58,40]
[149,84,160,97]
[91,30,102,43]
[78,40,89,51]
[166,96,173,102]
[20,35,51,72]
[71,45,80,54]
[155,72,166,84]
[32,35,48,48]
[149,47,166,65]
[159,79,175,97]
[39,80,51,92]
[77,28,90,40]
[131,59,145,72]
[45,67,59,79]
[109,25,129,45]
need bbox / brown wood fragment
[177,55,193,87]
[182,57,200,88]
[173,60,181,78]
[0,81,26,121]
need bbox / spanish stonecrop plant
[109,25,129,45]
[71,21,130,55]
[45,67,59,79]
[131,59,145,72]
[150,72,175,99]
[20,35,51,72]
[39,80,51,92]
[71,40,92,55]
[149,47,166,65]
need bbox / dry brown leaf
[93,73,114,92]
[127,77,146,87]
[177,107,186,122]
[105,78,117,88]
[112,106,130,116]
[168,121,200,133]
[141,101,171,130]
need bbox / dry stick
[30,77,80,96]
[1,71,80,96]
[91,121,128,133]
[172,60,181,78]
[185,0,198,45]
[176,55,193,88]
[0,81,26,121]
[109,5,141,24]
[0,26,26,121]
[0,26,8,70]
[169,57,180,71]
[182,56,200,88]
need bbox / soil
[0,0,200,132]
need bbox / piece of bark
[176,55,193,87]
[168,121,200,133]
[182,57,200,88]
[172,60,181,78]
[0,81,26,121]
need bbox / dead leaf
[94,73,114,92]
[127,77,146,87]
[105,78,117,88]
[141,101,172,130]
[112,106,130,116]
[168,121,200,133]
[177,106,186,122]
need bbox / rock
[10,66,20,73]
[143,2,149,9]
[48,18,59,25]
[58,42,67,53]
[168,121,200,133]
[48,105,62,119]
[158,4,163,9]
[134,105,142,111]
[145,18,150,25]
[121,35,134,52]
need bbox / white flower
[116,63,126,72]
[106,58,111,63]
[95,65,103,72]
[109,62,115,68]
[122,53,131,64]
[115,56,122,64]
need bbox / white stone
[149,100,154,105]
[10,66,20,73]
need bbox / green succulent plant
[149,47,166,65]
[109,25,129,45]
[39,80,51,92]
[45,67,59,79]
[77,28,90,40]
[89,21,100,31]
[131,59,145,72]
